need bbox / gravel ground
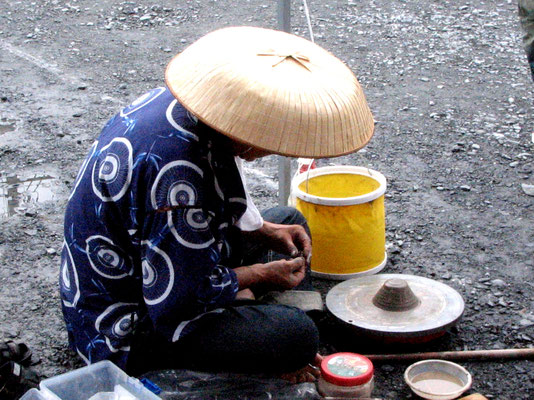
[1,0,533,399]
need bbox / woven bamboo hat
[165,26,374,158]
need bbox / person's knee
[262,206,308,227]
[271,306,319,372]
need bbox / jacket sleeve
[139,151,239,341]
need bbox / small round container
[404,359,472,400]
[317,352,374,398]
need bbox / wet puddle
[0,173,62,218]
[0,118,16,135]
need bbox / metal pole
[277,0,292,205]
[278,0,291,32]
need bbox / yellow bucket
[293,166,387,280]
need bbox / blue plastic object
[140,378,162,395]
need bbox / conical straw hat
[165,26,374,158]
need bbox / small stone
[180,38,187,43]
[491,279,506,287]
[390,246,401,254]
[509,161,519,167]
[46,248,57,255]
[72,112,83,117]
[6,331,19,339]
[460,185,471,191]
[381,365,394,373]
[24,229,37,236]
[521,183,534,196]
[139,14,152,21]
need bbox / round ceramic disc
[326,274,464,338]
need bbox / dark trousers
[127,206,319,376]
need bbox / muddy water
[0,119,16,135]
[0,173,62,218]
[411,371,465,394]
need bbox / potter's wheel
[326,274,465,342]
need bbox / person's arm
[233,256,307,291]
[139,145,240,341]
[141,207,240,341]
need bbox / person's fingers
[299,369,319,383]
[280,367,319,384]
[307,365,320,379]
[288,256,305,271]
[288,258,306,286]
[299,232,312,255]
[314,353,324,366]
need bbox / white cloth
[234,157,264,231]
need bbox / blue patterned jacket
[60,87,247,369]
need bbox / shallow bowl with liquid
[404,359,472,400]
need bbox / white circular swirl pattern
[166,99,199,141]
[91,138,133,202]
[68,140,98,201]
[95,302,138,352]
[120,87,166,117]
[141,240,175,305]
[185,208,209,230]
[86,235,133,279]
[168,209,215,249]
[150,160,203,209]
[60,241,80,308]
[150,161,214,248]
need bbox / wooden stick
[365,347,534,363]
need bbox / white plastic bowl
[404,359,472,400]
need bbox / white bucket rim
[293,166,387,206]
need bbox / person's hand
[257,257,307,290]
[233,254,306,292]
[280,353,323,383]
[235,288,255,300]
[261,222,312,263]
